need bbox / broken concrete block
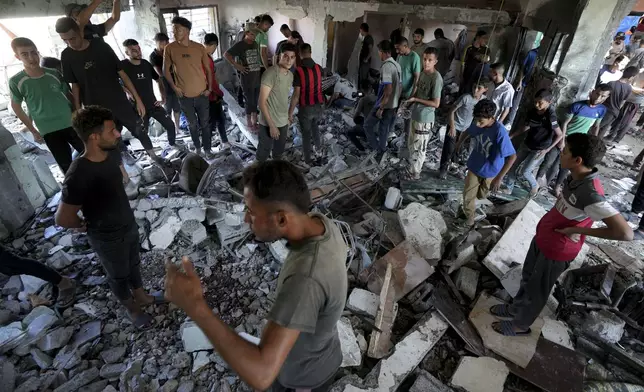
[181,321,213,352]
[30,348,53,369]
[179,207,206,222]
[100,363,126,380]
[398,203,446,262]
[3,275,23,296]
[192,351,210,374]
[47,250,74,270]
[20,275,47,295]
[25,312,58,340]
[52,366,99,392]
[269,240,289,263]
[483,200,546,279]
[133,210,146,220]
[206,208,224,225]
[450,357,509,392]
[36,326,74,351]
[338,317,362,367]
[71,320,102,347]
[149,213,182,249]
[368,263,396,359]
[410,370,454,392]
[23,306,55,326]
[361,240,434,302]
[541,317,574,350]
[137,198,152,211]
[57,234,73,247]
[180,220,208,245]
[346,289,379,318]
[0,321,26,353]
[145,209,159,223]
[455,267,479,300]
[582,310,625,344]
[445,244,477,274]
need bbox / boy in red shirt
[204,33,229,150]
[490,133,633,336]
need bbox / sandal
[128,312,154,331]
[56,279,77,309]
[489,304,513,319]
[492,321,531,336]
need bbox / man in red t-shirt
[203,33,229,150]
[490,133,633,336]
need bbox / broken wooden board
[469,293,544,368]
[431,284,486,356]
[368,263,396,359]
[360,240,434,302]
[500,337,585,392]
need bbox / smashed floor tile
[450,356,509,392]
[149,213,182,249]
[180,220,208,245]
[71,320,101,347]
[20,275,47,295]
[454,267,479,300]
[181,321,213,352]
[361,240,434,302]
[47,250,73,270]
[368,263,396,359]
[178,207,206,222]
[338,317,362,367]
[469,293,544,368]
[0,321,26,352]
[445,244,477,274]
[192,351,210,374]
[30,347,53,369]
[541,317,574,350]
[410,369,454,392]
[52,367,99,392]
[582,310,625,344]
[397,202,446,262]
[346,288,379,318]
[37,326,74,352]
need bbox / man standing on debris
[165,160,348,391]
[9,37,84,174]
[596,66,640,139]
[455,99,516,225]
[256,43,296,162]
[491,134,633,336]
[427,28,455,78]
[347,84,377,152]
[225,25,262,132]
[256,14,274,71]
[487,63,515,125]
[461,30,489,94]
[0,245,76,308]
[289,43,325,166]
[364,40,402,159]
[358,23,374,90]
[411,28,428,58]
[150,33,181,135]
[439,78,489,179]
[203,33,230,150]
[403,47,443,180]
[56,106,164,330]
[164,16,214,158]
[503,89,563,197]
[121,39,177,149]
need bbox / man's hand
[555,227,582,243]
[165,256,206,313]
[174,87,184,98]
[558,139,565,151]
[376,107,384,119]
[269,125,280,140]
[536,150,547,158]
[288,113,294,125]
[235,64,249,74]
[135,100,146,118]
[202,89,211,97]
[448,126,456,138]
[30,130,44,144]
[490,176,503,193]
[154,100,164,107]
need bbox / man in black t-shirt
[503,89,563,196]
[358,23,374,91]
[56,106,163,330]
[122,39,177,147]
[150,32,181,130]
[56,17,163,163]
[66,0,121,41]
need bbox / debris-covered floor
[1,99,644,392]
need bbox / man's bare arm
[202,52,214,93]
[499,107,511,123]
[289,86,300,119]
[163,55,181,95]
[379,84,393,108]
[103,0,121,33]
[11,101,36,134]
[55,203,84,229]
[0,22,17,40]
[558,214,633,241]
[410,71,420,98]
[76,0,102,31]
[260,47,269,69]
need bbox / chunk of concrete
[454,267,479,300]
[20,275,47,294]
[47,250,73,270]
[137,198,152,211]
[149,214,182,249]
[180,220,208,245]
[0,321,25,352]
[57,234,73,247]
[30,348,53,369]
[37,326,74,351]
[71,320,102,347]
[397,203,446,262]
[23,306,55,326]
[410,370,454,392]
[101,345,126,364]
[450,356,509,392]
[145,209,159,223]
[181,321,213,352]
[445,244,477,274]
[346,289,379,318]
[179,207,206,222]
[53,366,99,392]
[361,240,434,302]
[338,317,362,367]
[100,363,126,380]
[192,351,210,374]
[541,317,574,350]
[582,310,625,344]
[26,312,58,339]
[3,275,23,295]
[368,263,397,359]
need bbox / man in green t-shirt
[257,43,296,162]
[9,37,84,173]
[255,14,274,71]
[404,47,443,180]
[395,37,422,161]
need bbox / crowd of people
[0,5,643,392]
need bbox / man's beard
[100,144,118,151]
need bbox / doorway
[162,6,221,58]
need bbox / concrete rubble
[450,356,509,392]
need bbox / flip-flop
[56,280,77,309]
[489,304,513,319]
[492,321,531,336]
[129,312,154,331]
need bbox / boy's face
[560,144,579,170]
[590,89,610,105]
[244,30,256,42]
[156,40,169,51]
[534,98,550,111]
[423,53,438,70]
[473,84,487,97]
[260,21,272,32]
[205,43,217,55]
[474,116,495,128]
[172,24,189,41]
[279,50,296,69]
[15,45,40,68]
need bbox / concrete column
[556,0,638,106]
[133,0,162,54]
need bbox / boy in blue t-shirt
[456,99,517,225]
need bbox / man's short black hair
[172,16,192,30]
[122,39,139,47]
[360,23,369,32]
[490,62,505,72]
[291,31,302,42]
[396,37,408,46]
[473,99,497,119]
[280,42,297,54]
[434,28,445,38]
[154,32,169,42]
[614,55,626,64]
[424,46,439,56]
[414,28,424,37]
[204,33,219,46]
[55,17,81,34]
[41,57,61,70]
[377,40,393,54]
[72,106,114,143]
[11,37,36,53]
[596,83,611,92]
[242,160,311,214]
[623,66,639,79]
[300,43,312,54]
[280,24,290,31]
[475,77,490,89]
[535,88,554,103]
[475,30,488,38]
[260,14,274,25]
[566,133,606,168]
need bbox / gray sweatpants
[257,124,288,162]
[509,238,570,329]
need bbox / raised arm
[76,0,103,31]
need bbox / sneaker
[204,149,216,159]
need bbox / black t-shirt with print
[120,59,158,109]
[525,106,559,150]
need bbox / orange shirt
[164,41,208,98]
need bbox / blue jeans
[364,107,397,152]
[505,144,543,192]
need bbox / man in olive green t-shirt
[257,43,296,162]
[255,14,274,70]
[9,37,84,173]
[165,160,348,391]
